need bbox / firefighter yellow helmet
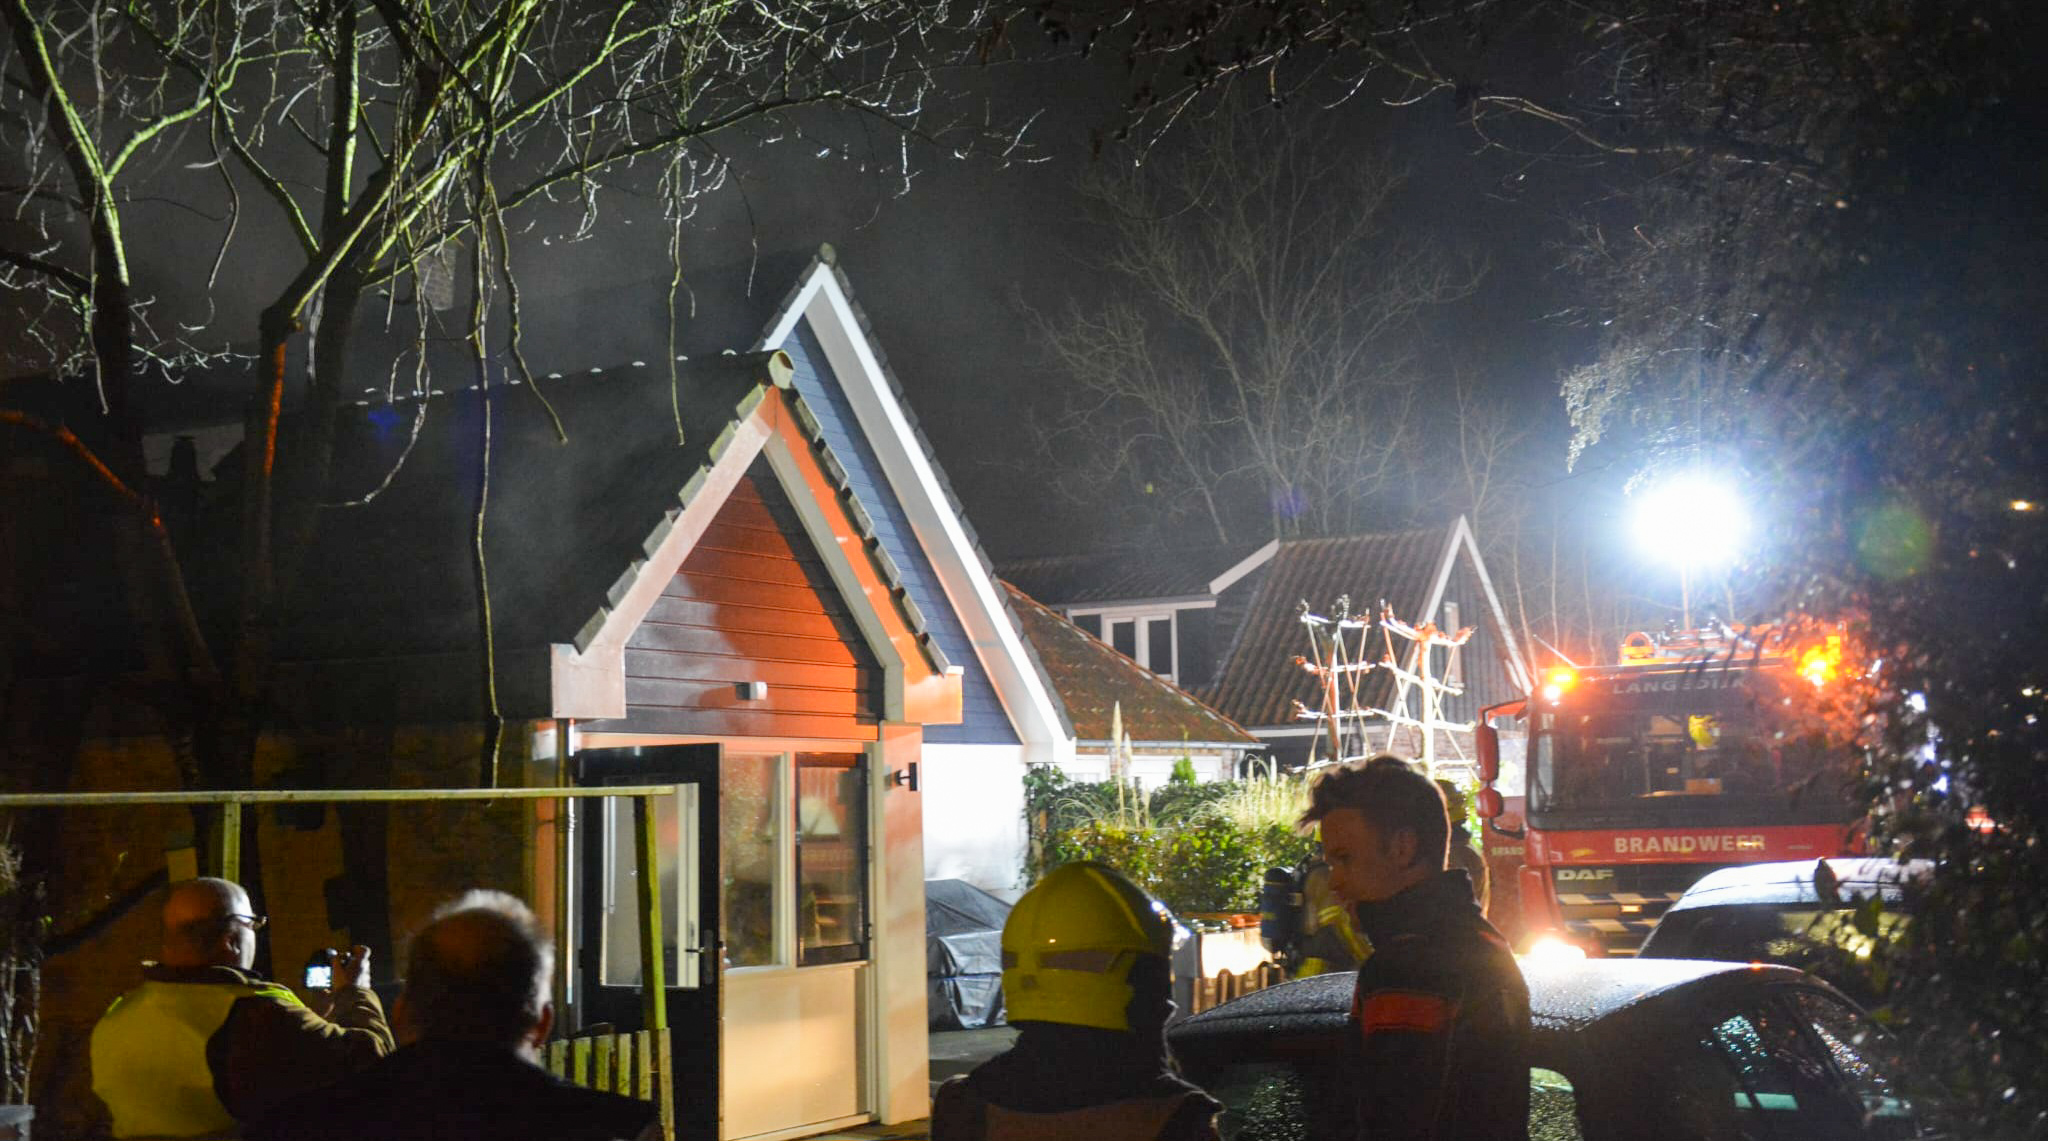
[1002,862,1174,1032]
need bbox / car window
[1200,1059,1590,1141]
[1202,1059,1348,1141]
[1704,1007,1866,1140]
[1784,990,1926,1139]
[1530,1067,1585,1141]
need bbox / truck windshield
[1529,668,1849,817]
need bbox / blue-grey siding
[778,324,1020,745]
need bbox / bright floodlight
[1633,474,1747,568]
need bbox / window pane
[1706,1008,1865,1140]
[1073,613,1102,638]
[722,754,782,968]
[797,754,868,965]
[1788,991,1923,1139]
[1148,617,1174,677]
[1204,1059,1351,1141]
[1111,619,1137,658]
[600,793,681,986]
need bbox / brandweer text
[1613,833,1766,855]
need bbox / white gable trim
[548,379,929,724]
[758,260,1073,764]
[1208,539,1280,596]
[1418,516,1533,694]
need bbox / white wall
[1052,749,1238,791]
[921,743,1029,899]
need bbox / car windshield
[1645,905,1906,999]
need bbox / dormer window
[1066,608,1179,682]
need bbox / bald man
[91,878,393,1138]
[255,890,657,1141]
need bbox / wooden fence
[546,1026,675,1139]
[1189,961,1287,1014]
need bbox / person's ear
[1388,827,1419,869]
[530,1001,556,1050]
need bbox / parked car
[1168,956,1938,1141]
[1638,858,1931,1000]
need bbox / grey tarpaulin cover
[926,879,1009,1030]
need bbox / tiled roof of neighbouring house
[1198,527,1453,731]
[997,542,1272,607]
[1002,582,1259,747]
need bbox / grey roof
[997,543,1271,608]
[1200,528,1450,729]
[1663,859,1934,912]
[280,354,786,662]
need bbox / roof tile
[1199,528,1453,729]
[1003,583,1258,746]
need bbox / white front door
[719,751,872,1141]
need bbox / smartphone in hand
[304,948,337,990]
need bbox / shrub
[1023,767,1317,914]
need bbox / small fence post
[633,793,673,1140]
[213,800,242,881]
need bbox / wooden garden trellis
[0,784,679,1139]
[1293,598,1477,780]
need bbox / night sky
[510,53,1595,560]
[1,43,1607,562]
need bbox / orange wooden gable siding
[610,464,883,739]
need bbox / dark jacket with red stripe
[1348,870,1529,1141]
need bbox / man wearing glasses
[91,877,394,1139]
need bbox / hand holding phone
[304,948,337,991]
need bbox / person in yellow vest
[1437,778,1492,914]
[91,877,394,1138]
[1293,859,1369,978]
[931,862,1221,1141]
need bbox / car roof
[1170,958,1812,1043]
[1663,858,1933,912]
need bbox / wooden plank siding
[597,462,883,739]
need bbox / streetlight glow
[1632,472,1748,630]
[1632,474,1748,568]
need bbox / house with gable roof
[509,244,1075,899]
[1001,518,1535,771]
[7,248,1072,1141]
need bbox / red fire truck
[1474,628,1863,956]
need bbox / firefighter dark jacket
[931,1021,1221,1141]
[1348,869,1530,1141]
